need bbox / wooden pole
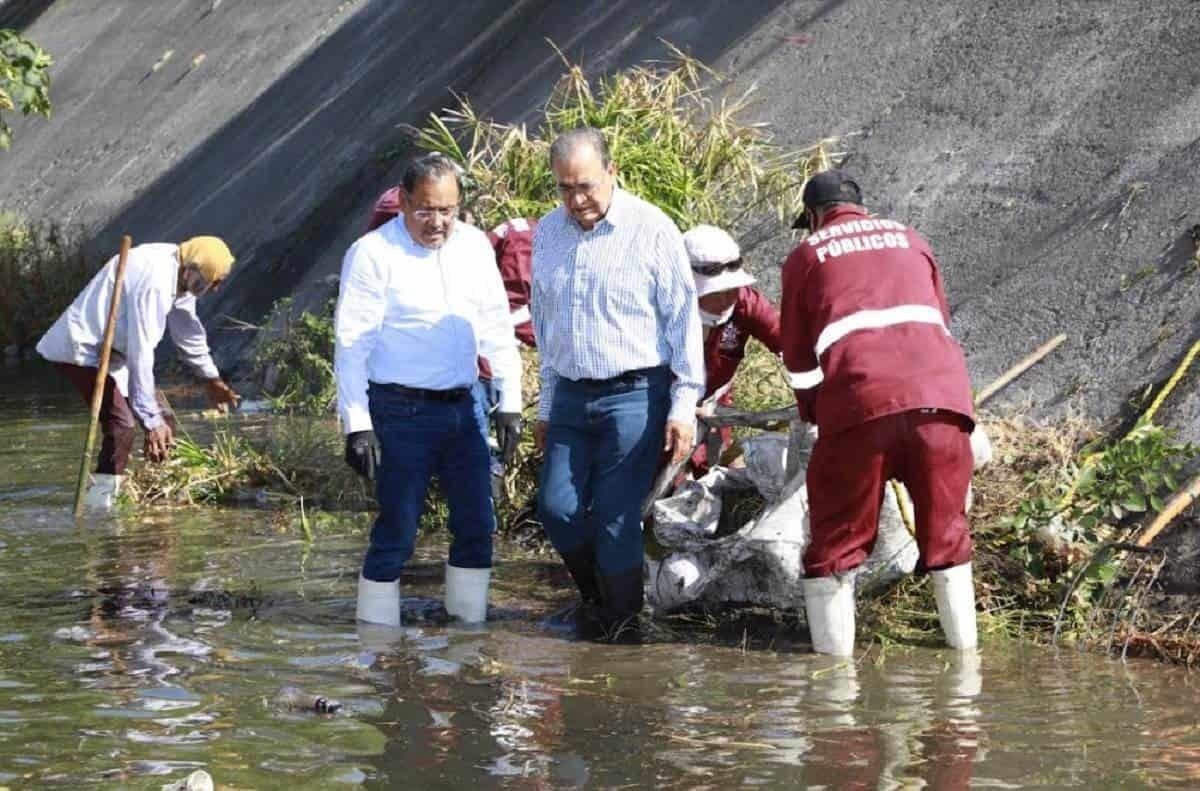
[974,333,1067,407]
[73,236,133,517]
[1135,473,1200,548]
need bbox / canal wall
[2,0,1200,442]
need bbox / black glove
[493,412,522,466]
[344,430,381,481]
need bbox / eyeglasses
[692,258,743,277]
[411,205,459,221]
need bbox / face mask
[699,305,734,327]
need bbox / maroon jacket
[780,204,974,436]
[703,286,782,402]
[366,186,402,232]
[689,287,782,475]
[486,218,537,349]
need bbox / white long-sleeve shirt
[334,218,522,434]
[36,243,220,430]
[531,187,705,423]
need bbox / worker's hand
[664,419,696,465]
[533,420,548,452]
[205,378,241,411]
[494,412,523,466]
[344,430,381,481]
[144,423,175,463]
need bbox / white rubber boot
[356,574,401,627]
[941,648,983,699]
[445,564,490,624]
[801,575,856,656]
[82,473,122,511]
[931,562,978,650]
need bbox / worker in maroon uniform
[780,171,977,656]
[680,225,782,475]
[486,217,538,349]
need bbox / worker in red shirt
[680,225,782,475]
[780,171,977,656]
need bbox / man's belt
[570,365,668,387]
[371,382,471,402]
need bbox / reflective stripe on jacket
[779,204,974,436]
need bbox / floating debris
[275,685,342,714]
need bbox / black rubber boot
[594,566,645,644]
[561,544,602,606]
[545,545,604,638]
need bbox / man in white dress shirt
[335,153,523,626]
[532,128,705,637]
[37,237,241,510]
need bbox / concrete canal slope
[0,0,790,353]
[3,0,1200,435]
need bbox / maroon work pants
[804,409,973,577]
[56,363,175,475]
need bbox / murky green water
[2,363,1200,788]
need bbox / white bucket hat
[683,224,756,297]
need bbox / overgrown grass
[126,416,370,511]
[253,297,337,415]
[409,42,840,235]
[0,217,91,349]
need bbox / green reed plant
[409,42,840,234]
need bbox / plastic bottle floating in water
[275,685,343,714]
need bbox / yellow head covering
[178,236,235,284]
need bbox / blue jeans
[471,378,497,442]
[363,383,495,581]
[472,378,505,483]
[537,367,670,577]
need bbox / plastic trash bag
[648,423,918,613]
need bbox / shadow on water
[82,0,792,365]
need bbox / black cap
[791,171,863,229]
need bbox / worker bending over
[37,237,240,509]
[781,171,978,655]
[681,224,782,475]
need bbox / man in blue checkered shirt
[531,127,705,637]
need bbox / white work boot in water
[356,574,401,627]
[82,473,122,512]
[444,564,490,623]
[931,562,978,650]
[801,574,856,656]
[940,647,983,700]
